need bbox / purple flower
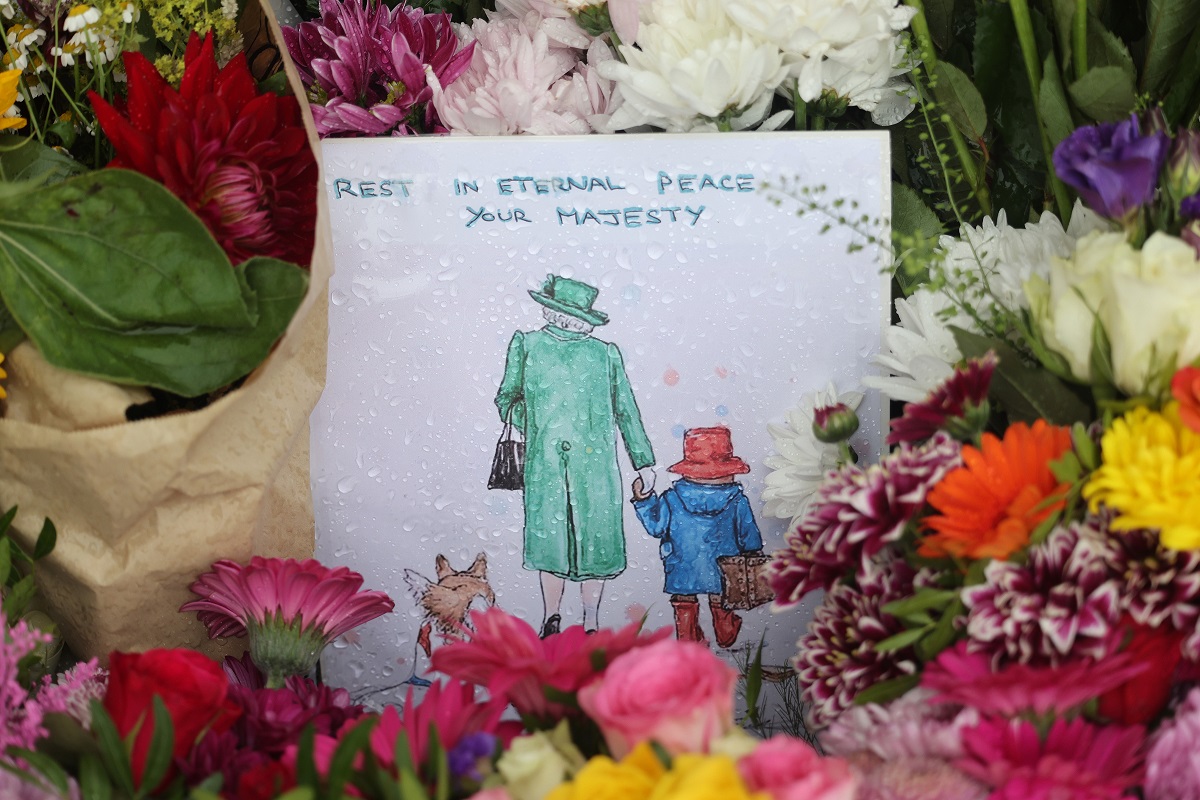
[447,731,497,783]
[1181,194,1200,220]
[769,432,961,606]
[1053,114,1169,221]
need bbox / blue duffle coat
[632,480,763,595]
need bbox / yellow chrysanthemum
[1084,402,1200,549]
[648,754,768,800]
[0,69,27,131]
[544,742,664,800]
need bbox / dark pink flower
[182,557,394,686]
[888,353,996,445]
[1096,517,1200,644]
[962,523,1120,666]
[823,689,978,762]
[959,716,1144,800]
[795,561,920,726]
[921,641,1145,716]
[1145,686,1200,800]
[738,736,857,800]
[282,0,474,137]
[769,432,961,606]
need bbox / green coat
[496,326,655,580]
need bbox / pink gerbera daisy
[182,557,394,686]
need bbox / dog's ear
[469,553,488,578]
[435,554,453,579]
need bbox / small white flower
[862,287,971,404]
[762,383,864,528]
[64,4,101,31]
[122,3,138,23]
[221,0,237,21]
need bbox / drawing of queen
[495,274,655,637]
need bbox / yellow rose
[648,754,767,800]
[498,723,587,800]
[545,743,665,800]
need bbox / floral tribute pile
[0,0,316,402]
[2,549,855,800]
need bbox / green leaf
[79,753,114,800]
[294,727,318,789]
[0,539,10,588]
[875,626,932,653]
[430,726,451,800]
[649,741,674,770]
[257,71,291,97]
[1142,0,1200,95]
[327,718,377,799]
[9,749,71,796]
[852,674,921,706]
[33,518,56,560]
[135,697,175,798]
[892,182,945,241]
[933,62,988,143]
[1162,23,1200,126]
[0,299,25,353]
[275,791,317,800]
[1087,23,1135,82]
[89,701,136,797]
[743,637,765,730]
[972,5,1016,108]
[882,588,960,619]
[914,598,964,661]
[1068,66,1136,122]
[0,137,86,188]
[952,328,1091,426]
[1072,422,1100,470]
[0,504,17,537]
[4,574,36,618]
[0,170,308,397]
[1088,313,1117,394]
[1039,55,1076,148]
[923,0,955,49]
[1050,450,1082,483]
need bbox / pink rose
[739,736,858,800]
[577,639,736,758]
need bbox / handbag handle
[500,406,521,443]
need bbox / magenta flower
[795,560,920,726]
[1,621,53,758]
[1053,114,1169,221]
[920,641,1145,716]
[369,680,511,773]
[282,0,474,136]
[182,557,394,686]
[959,716,1145,800]
[822,689,978,762]
[1145,686,1200,800]
[962,523,1120,666]
[888,353,996,445]
[770,432,961,606]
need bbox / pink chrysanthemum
[182,557,394,686]
[962,523,1120,666]
[1145,686,1200,800]
[889,353,996,445]
[770,432,961,606]
[920,641,1145,716]
[853,755,988,800]
[822,689,978,762]
[431,607,669,722]
[282,0,474,136]
[796,561,920,727]
[959,716,1145,800]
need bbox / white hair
[543,308,595,334]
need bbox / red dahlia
[89,34,316,267]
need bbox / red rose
[103,649,241,787]
[1172,366,1200,433]
[235,761,296,800]
[1098,620,1186,725]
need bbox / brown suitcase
[717,553,774,610]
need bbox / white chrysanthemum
[433,16,593,135]
[726,0,915,114]
[762,383,864,528]
[863,287,972,404]
[940,201,1111,324]
[598,0,787,132]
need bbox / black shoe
[540,614,561,638]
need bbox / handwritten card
[313,132,890,714]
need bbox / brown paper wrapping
[0,0,332,661]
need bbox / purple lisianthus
[447,731,497,783]
[1053,114,1169,221]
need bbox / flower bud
[573,3,614,37]
[1142,106,1170,136]
[1166,130,1200,206]
[812,403,860,443]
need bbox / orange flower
[1172,366,1200,433]
[919,420,1073,561]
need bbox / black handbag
[487,412,524,490]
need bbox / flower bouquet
[0,0,333,659]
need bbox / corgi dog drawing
[402,553,495,685]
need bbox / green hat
[529,274,609,326]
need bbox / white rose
[496,723,586,800]
[1101,232,1200,397]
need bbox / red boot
[709,597,742,648]
[671,595,706,643]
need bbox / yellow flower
[649,754,767,800]
[545,742,665,800]
[0,69,27,132]
[0,352,6,400]
[1084,403,1200,549]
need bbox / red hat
[668,427,751,480]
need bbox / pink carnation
[738,736,857,800]
[577,639,736,758]
[1145,686,1200,800]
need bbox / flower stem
[793,87,807,131]
[1009,0,1073,222]
[1073,0,1088,82]
[266,671,286,690]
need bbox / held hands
[631,467,656,501]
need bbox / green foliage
[0,169,308,398]
[0,506,55,622]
